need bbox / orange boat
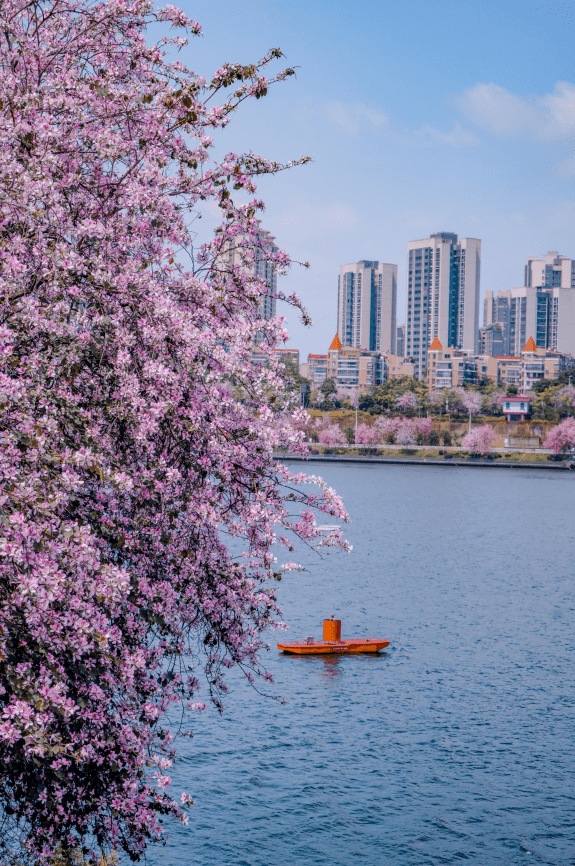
[277,617,389,655]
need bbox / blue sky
[176,0,575,357]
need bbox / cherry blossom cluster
[0,1,348,861]
[544,418,575,454]
[461,425,498,455]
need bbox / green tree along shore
[297,373,575,423]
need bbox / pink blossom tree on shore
[552,384,575,416]
[318,424,347,446]
[374,416,401,443]
[355,423,379,445]
[462,425,498,455]
[454,388,483,432]
[396,391,418,414]
[544,418,575,454]
[415,417,432,442]
[427,389,446,413]
[487,391,506,415]
[0,1,349,862]
[396,419,417,446]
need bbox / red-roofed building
[502,394,533,421]
[306,353,328,386]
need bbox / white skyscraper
[484,251,575,356]
[223,220,278,321]
[337,260,397,353]
[525,251,575,289]
[406,233,481,377]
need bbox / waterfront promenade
[275,446,574,471]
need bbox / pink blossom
[454,388,482,414]
[0,3,347,861]
[355,423,379,445]
[396,391,418,411]
[374,416,401,443]
[462,425,498,455]
[318,423,346,446]
[396,419,417,446]
[544,418,575,454]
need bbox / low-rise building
[485,337,566,389]
[502,395,533,421]
[306,353,328,386]
[386,353,415,380]
[427,338,488,389]
[429,335,571,392]
[327,334,386,392]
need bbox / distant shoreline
[274,453,573,471]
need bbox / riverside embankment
[275,447,575,470]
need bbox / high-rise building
[337,261,397,353]
[525,251,575,289]
[405,233,481,378]
[396,324,406,358]
[224,220,278,321]
[484,251,575,356]
[479,322,506,356]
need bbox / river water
[151,463,575,866]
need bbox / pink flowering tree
[374,416,401,443]
[552,384,575,416]
[454,388,483,431]
[355,423,379,445]
[462,425,498,455]
[426,389,446,414]
[544,418,575,454]
[487,391,506,415]
[415,417,432,443]
[0,2,350,863]
[318,424,347,447]
[396,391,418,414]
[396,419,418,446]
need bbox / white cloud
[321,101,388,136]
[454,81,575,140]
[319,100,476,147]
[414,121,478,147]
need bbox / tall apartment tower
[224,220,278,321]
[337,261,397,353]
[483,252,575,356]
[406,233,481,377]
[525,251,575,289]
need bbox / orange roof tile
[523,336,537,351]
[429,336,443,351]
[329,334,342,351]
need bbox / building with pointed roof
[329,333,342,351]
[427,340,487,391]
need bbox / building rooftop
[308,354,328,359]
[504,394,534,402]
[523,336,537,351]
[429,336,443,351]
[329,334,342,351]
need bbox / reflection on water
[150,465,575,866]
[318,655,341,679]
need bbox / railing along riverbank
[273,446,575,471]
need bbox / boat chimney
[323,617,341,642]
